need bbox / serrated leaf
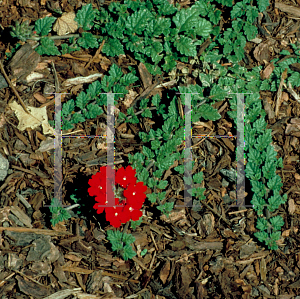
[76,91,89,110]
[146,18,171,37]
[157,201,174,216]
[157,180,168,189]
[126,9,153,35]
[152,94,161,107]
[71,113,85,124]
[105,20,125,38]
[34,16,56,36]
[257,0,270,12]
[147,193,157,203]
[122,244,136,261]
[251,194,265,215]
[102,38,125,56]
[61,43,81,54]
[192,104,221,122]
[173,35,197,56]
[246,6,259,23]
[175,164,184,174]
[75,3,95,30]
[162,117,175,134]
[85,104,103,119]
[244,23,258,41]
[77,32,99,49]
[109,64,123,81]
[113,84,128,100]
[145,41,164,63]
[173,7,200,33]
[288,72,300,87]
[120,73,139,85]
[122,233,135,244]
[36,37,60,56]
[138,168,149,183]
[141,108,152,118]
[87,80,102,99]
[193,172,204,184]
[195,18,212,38]
[209,85,228,100]
[62,99,75,116]
[254,231,269,243]
[157,0,177,15]
[107,230,123,244]
[269,216,284,231]
[131,217,143,229]
[62,119,74,130]
[231,2,245,18]
[256,217,268,231]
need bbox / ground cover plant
[1,0,300,297]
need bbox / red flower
[115,165,137,188]
[105,199,125,228]
[119,204,143,222]
[124,182,147,209]
[88,165,147,228]
[88,166,115,197]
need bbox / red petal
[130,209,142,221]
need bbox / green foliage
[77,32,99,49]
[75,4,95,30]
[49,198,71,226]
[5,43,22,60]
[130,216,143,230]
[106,230,136,261]
[245,100,287,250]
[260,42,300,91]
[8,0,289,253]
[10,20,34,41]
[61,38,81,54]
[34,16,56,36]
[213,0,268,62]
[94,0,214,74]
[36,37,60,56]
[61,63,138,130]
[125,93,206,217]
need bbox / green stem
[28,34,103,41]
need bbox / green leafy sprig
[49,198,71,226]
[244,98,287,250]
[60,63,139,130]
[94,0,214,75]
[106,230,137,261]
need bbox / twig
[285,81,300,103]
[64,204,80,211]
[28,34,85,41]
[275,68,287,117]
[0,226,73,235]
[51,61,60,92]
[0,60,30,114]
[85,39,105,69]
[200,200,232,227]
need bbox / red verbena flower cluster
[88,165,147,228]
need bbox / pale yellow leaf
[9,101,55,136]
[53,12,78,36]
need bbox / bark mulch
[0,0,300,298]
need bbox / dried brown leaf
[53,12,78,36]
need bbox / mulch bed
[0,0,300,298]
